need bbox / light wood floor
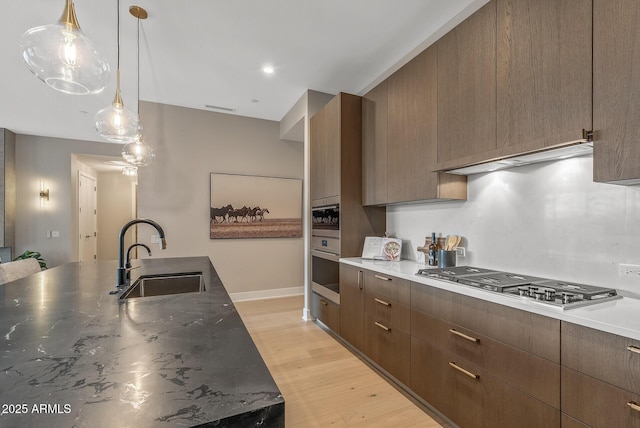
[235,295,444,427]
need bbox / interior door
[79,172,97,262]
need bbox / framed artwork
[210,173,302,239]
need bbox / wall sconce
[40,182,50,208]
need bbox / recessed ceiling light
[262,65,274,75]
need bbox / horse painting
[210,173,302,239]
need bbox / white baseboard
[229,286,304,302]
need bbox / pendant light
[94,0,140,143]
[20,0,110,95]
[122,6,155,167]
[122,166,138,176]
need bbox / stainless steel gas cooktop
[416,266,621,309]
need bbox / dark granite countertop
[0,257,284,427]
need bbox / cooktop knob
[544,288,556,301]
[562,293,576,304]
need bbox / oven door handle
[312,205,339,211]
[311,249,340,262]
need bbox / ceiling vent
[205,104,236,113]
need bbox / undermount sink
[119,272,205,300]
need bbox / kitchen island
[0,257,284,427]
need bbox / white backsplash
[387,155,640,298]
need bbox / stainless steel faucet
[117,219,166,288]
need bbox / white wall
[15,136,122,267]
[136,102,304,298]
[387,155,640,298]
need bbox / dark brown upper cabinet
[593,0,640,184]
[363,46,466,205]
[437,0,592,172]
[496,0,592,155]
[310,95,341,202]
[437,1,497,170]
[362,81,388,206]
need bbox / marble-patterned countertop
[341,257,640,341]
[0,257,283,427]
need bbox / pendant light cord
[116,0,120,72]
[136,15,140,116]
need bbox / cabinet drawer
[411,337,560,428]
[411,309,559,408]
[364,312,410,385]
[562,366,640,427]
[311,292,340,334]
[411,282,560,362]
[365,271,410,306]
[562,321,640,395]
[365,292,410,332]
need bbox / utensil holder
[438,250,456,268]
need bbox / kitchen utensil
[444,235,460,250]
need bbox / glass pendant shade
[94,99,140,142]
[122,166,138,176]
[95,72,141,143]
[122,136,155,166]
[19,0,110,95]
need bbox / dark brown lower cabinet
[362,272,411,385]
[411,308,559,408]
[311,291,340,334]
[411,337,560,428]
[339,264,364,351]
[562,366,640,427]
[363,311,410,385]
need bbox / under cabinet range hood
[443,131,593,176]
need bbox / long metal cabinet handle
[374,274,391,281]
[320,299,328,306]
[627,345,640,354]
[448,362,479,380]
[374,321,390,332]
[449,328,479,343]
[374,298,391,307]
[628,401,640,412]
[358,270,363,290]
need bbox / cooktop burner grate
[416,266,621,309]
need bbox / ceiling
[3,0,488,144]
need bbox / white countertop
[340,257,640,341]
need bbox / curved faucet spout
[125,243,152,269]
[117,219,167,288]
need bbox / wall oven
[311,199,340,304]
